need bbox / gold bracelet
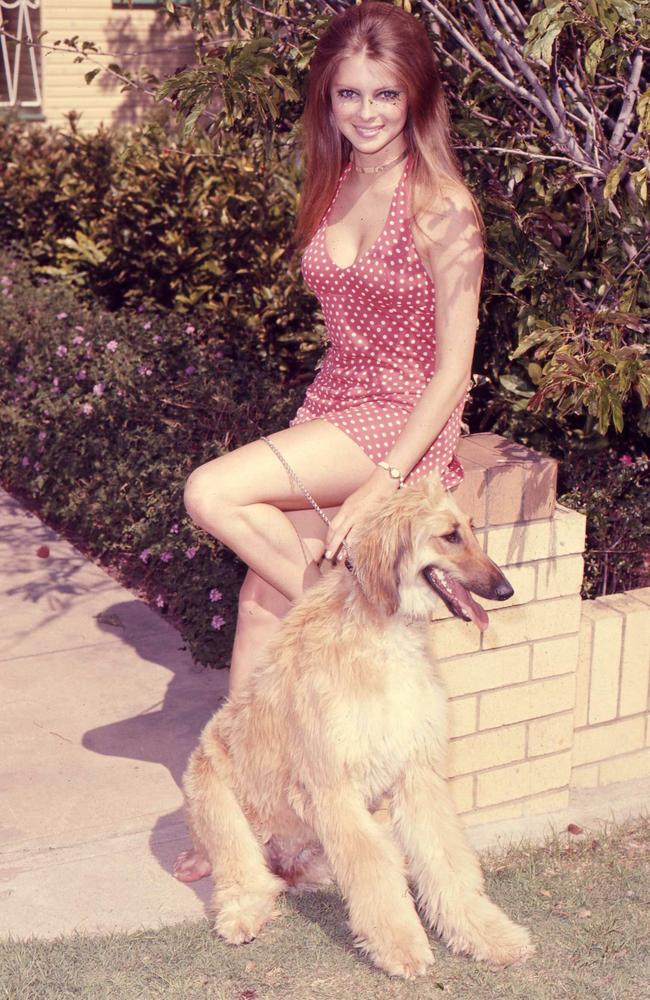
[377,461,405,489]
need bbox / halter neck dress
[290,153,466,488]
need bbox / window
[0,0,43,118]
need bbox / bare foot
[173,849,212,882]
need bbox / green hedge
[0,112,323,381]
[0,252,304,666]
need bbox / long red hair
[294,1,483,251]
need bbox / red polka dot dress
[290,153,466,488]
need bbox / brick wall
[436,433,650,826]
[572,589,650,789]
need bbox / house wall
[39,2,197,131]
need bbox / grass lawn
[2,815,649,1000]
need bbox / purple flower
[211,614,226,631]
[185,545,198,560]
[56,311,68,319]
[169,522,179,534]
[52,377,59,387]
[106,340,118,353]
[56,344,68,357]
[74,325,85,333]
[185,365,196,376]
[77,370,87,381]
[81,402,93,415]
[38,431,47,441]
[139,548,151,564]
[185,324,195,335]
[138,365,153,377]
[619,454,634,466]
[21,456,30,467]
[209,588,223,602]
[159,550,172,563]
[92,383,105,396]
[0,275,11,285]
[152,334,162,345]
[72,335,84,346]
[155,594,165,608]
[142,320,152,330]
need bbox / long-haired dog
[181,475,534,978]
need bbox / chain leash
[260,435,357,575]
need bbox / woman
[174,1,483,881]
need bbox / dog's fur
[181,475,534,978]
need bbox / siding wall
[39,2,197,131]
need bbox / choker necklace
[350,147,408,174]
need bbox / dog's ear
[348,496,413,616]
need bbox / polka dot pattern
[290,153,465,488]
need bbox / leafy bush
[0,253,304,667]
[0,111,323,380]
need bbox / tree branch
[610,50,644,153]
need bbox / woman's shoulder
[412,175,483,251]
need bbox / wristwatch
[377,461,405,489]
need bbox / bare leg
[175,421,373,883]
[182,421,375,602]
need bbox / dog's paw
[358,927,435,979]
[214,886,282,945]
[479,920,535,968]
[447,901,535,967]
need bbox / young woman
[174,1,484,881]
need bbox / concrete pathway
[1,486,648,941]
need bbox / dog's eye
[443,529,461,544]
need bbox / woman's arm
[382,182,484,476]
[324,183,484,560]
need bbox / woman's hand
[324,466,401,562]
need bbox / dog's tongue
[447,577,490,632]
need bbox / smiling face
[329,51,408,165]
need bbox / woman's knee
[183,460,233,534]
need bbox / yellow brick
[574,612,594,728]
[479,675,575,730]
[448,724,526,778]
[532,634,581,679]
[438,645,530,698]
[527,711,575,757]
[570,763,599,789]
[449,774,474,814]
[536,555,585,600]
[627,586,650,608]
[448,696,477,738]
[583,602,623,724]
[524,788,569,817]
[598,749,650,786]
[481,595,582,650]
[485,505,586,565]
[596,593,650,717]
[463,801,523,827]
[428,616,481,656]
[475,751,572,807]
[572,716,646,766]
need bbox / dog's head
[347,474,513,629]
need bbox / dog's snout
[494,578,514,601]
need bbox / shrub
[0,112,324,381]
[0,253,304,667]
